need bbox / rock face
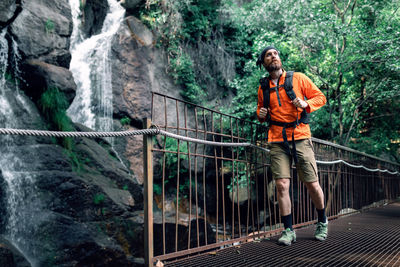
[0,0,18,25]
[120,0,144,15]
[1,0,221,265]
[22,60,76,104]
[111,15,184,184]
[10,0,72,67]
[0,0,146,265]
[81,0,109,38]
[0,236,31,267]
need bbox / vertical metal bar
[230,117,235,239]
[175,100,180,252]
[201,108,208,245]
[184,104,192,250]
[162,96,167,255]
[236,119,242,238]
[220,115,226,241]
[212,111,219,243]
[245,147,251,237]
[143,118,154,267]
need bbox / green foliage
[156,137,195,197]
[140,0,400,162]
[226,161,253,193]
[38,87,74,150]
[170,51,206,103]
[139,0,241,104]
[163,137,188,181]
[120,116,131,126]
[45,19,55,34]
[93,193,105,205]
[220,0,400,162]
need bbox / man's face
[263,49,282,72]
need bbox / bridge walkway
[166,202,400,267]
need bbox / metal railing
[144,92,400,266]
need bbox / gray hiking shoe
[315,220,328,241]
[278,228,296,246]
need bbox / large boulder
[0,0,17,25]
[121,0,144,15]
[22,60,76,104]
[111,16,186,183]
[81,0,109,38]
[10,0,73,67]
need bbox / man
[256,46,328,246]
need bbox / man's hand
[259,107,270,119]
[292,97,308,109]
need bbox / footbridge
[1,92,399,266]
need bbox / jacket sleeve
[299,73,327,113]
[256,85,266,123]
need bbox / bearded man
[256,46,328,245]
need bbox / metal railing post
[143,118,154,267]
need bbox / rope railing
[0,127,398,175]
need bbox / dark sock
[281,214,293,230]
[317,208,327,223]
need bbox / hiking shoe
[315,220,328,241]
[278,228,296,246]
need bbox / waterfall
[67,0,125,138]
[0,28,43,267]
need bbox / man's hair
[256,46,279,69]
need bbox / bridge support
[143,118,154,267]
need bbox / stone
[120,0,144,14]
[81,0,109,38]
[10,0,72,66]
[0,0,17,25]
[22,60,76,104]
[0,236,31,267]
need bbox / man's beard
[265,61,282,72]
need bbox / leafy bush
[120,116,131,126]
[38,87,74,150]
[93,193,105,205]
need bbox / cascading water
[0,28,44,267]
[67,0,125,139]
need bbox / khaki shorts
[270,138,318,183]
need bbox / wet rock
[10,0,72,67]
[81,0,109,38]
[121,0,144,15]
[22,60,76,104]
[0,236,31,267]
[0,0,17,25]
[111,16,185,183]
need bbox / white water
[67,0,125,136]
[0,28,42,267]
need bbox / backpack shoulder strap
[259,77,270,108]
[283,71,296,100]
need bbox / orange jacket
[257,71,326,143]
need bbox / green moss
[120,116,131,126]
[93,193,105,205]
[45,19,55,34]
[39,87,74,149]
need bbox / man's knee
[304,181,322,194]
[276,178,290,194]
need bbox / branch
[346,0,357,26]
[332,0,343,16]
